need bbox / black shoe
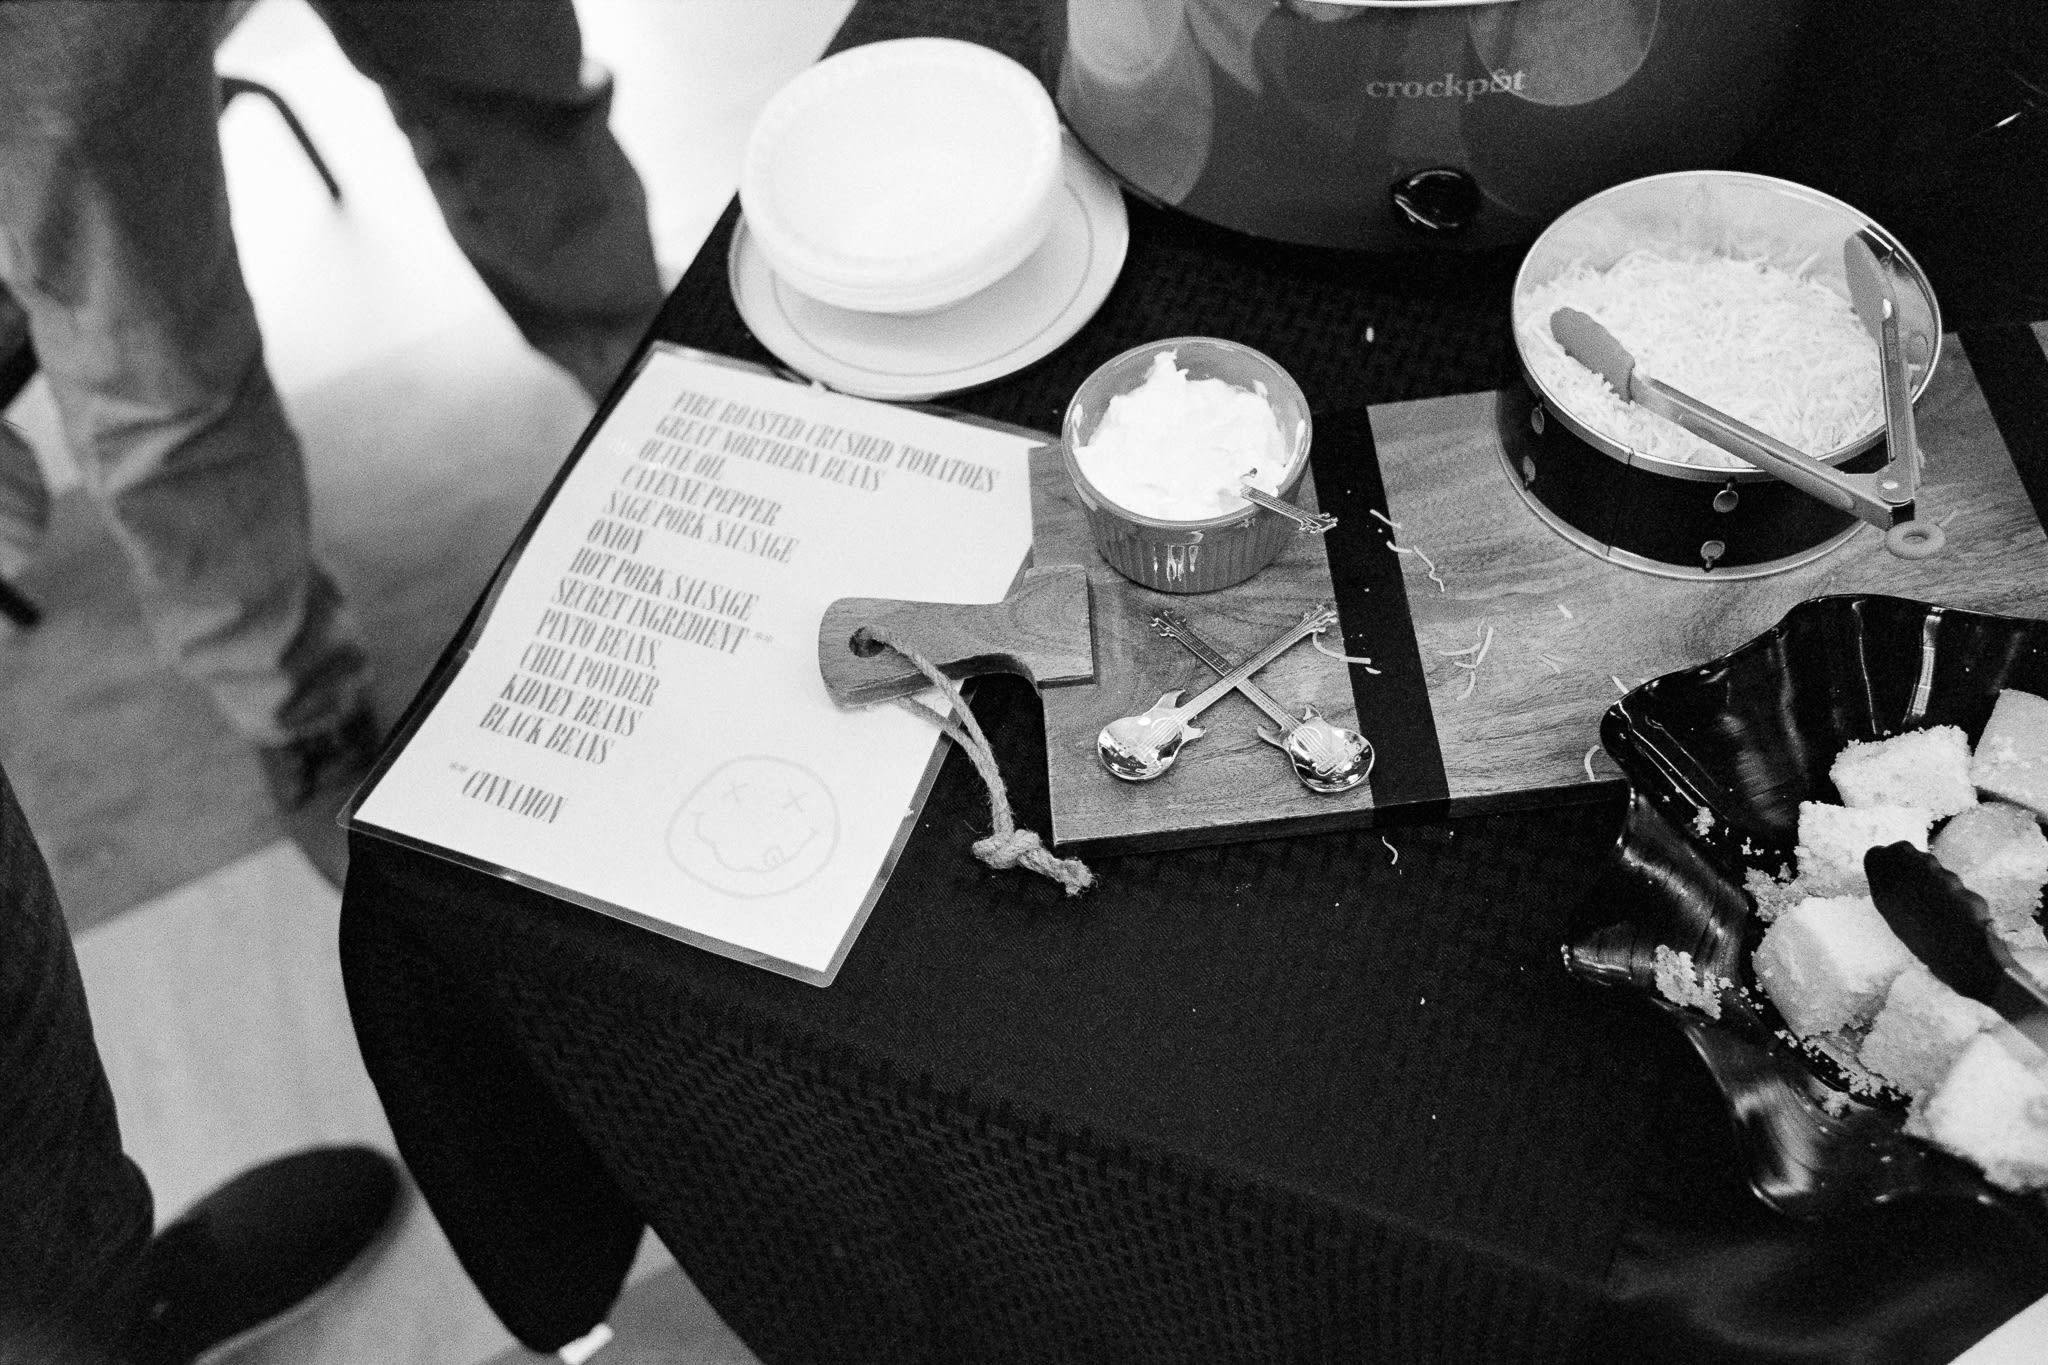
[118,1145,405,1365]
[258,704,382,890]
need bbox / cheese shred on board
[1519,250,1882,470]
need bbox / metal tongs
[1549,231,1944,560]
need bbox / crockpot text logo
[1363,69,1527,102]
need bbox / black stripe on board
[1961,325,2048,533]
[1310,408,1451,815]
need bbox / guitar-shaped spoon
[1097,603,1337,782]
[1151,608,1372,793]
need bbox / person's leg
[0,1,372,748]
[0,755,407,1365]
[0,767,154,1363]
[312,0,665,401]
[0,415,52,584]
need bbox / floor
[2,1,849,1360]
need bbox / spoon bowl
[1258,705,1373,792]
[1097,701,1200,781]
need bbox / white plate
[729,132,1129,402]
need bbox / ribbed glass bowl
[1059,336,1313,594]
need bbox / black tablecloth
[340,3,2048,1361]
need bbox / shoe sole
[187,1172,412,1365]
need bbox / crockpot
[1045,0,1811,252]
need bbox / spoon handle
[1151,609,1298,732]
[1238,482,1337,535]
[1166,603,1336,725]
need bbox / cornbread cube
[2011,946,2048,991]
[1971,688,2048,820]
[2003,923,2048,954]
[1794,802,1933,896]
[1753,894,1916,1037]
[1858,964,2001,1097]
[1904,1032,2048,1192]
[1830,725,1977,818]
[1933,802,2048,941]
[1972,878,2045,936]
[1934,801,2048,881]
[1932,800,2048,933]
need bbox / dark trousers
[0,764,153,1362]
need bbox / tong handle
[1550,306,1945,559]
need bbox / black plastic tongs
[1550,230,1944,560]
[1866,842,2048,1059]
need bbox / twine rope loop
[861,628,1094,896]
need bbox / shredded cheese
[1519,250,1882,470]
[1442,625,1492,700]
[1312,627,1379,671]
[1389,542,1447,593]
[1373,512,1449,593]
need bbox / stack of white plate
[731,37,1129,402]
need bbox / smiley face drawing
[668,756,838,898]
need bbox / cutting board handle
[818,564,1094,707]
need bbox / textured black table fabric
[340,4,2048,1362]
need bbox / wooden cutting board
[1036,338,2048,856]
[1032,452,1378,853]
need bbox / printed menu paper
[350,345,1036,985]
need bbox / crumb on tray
[1653,944,1729,1019]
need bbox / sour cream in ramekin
[1072,351,1291,521]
